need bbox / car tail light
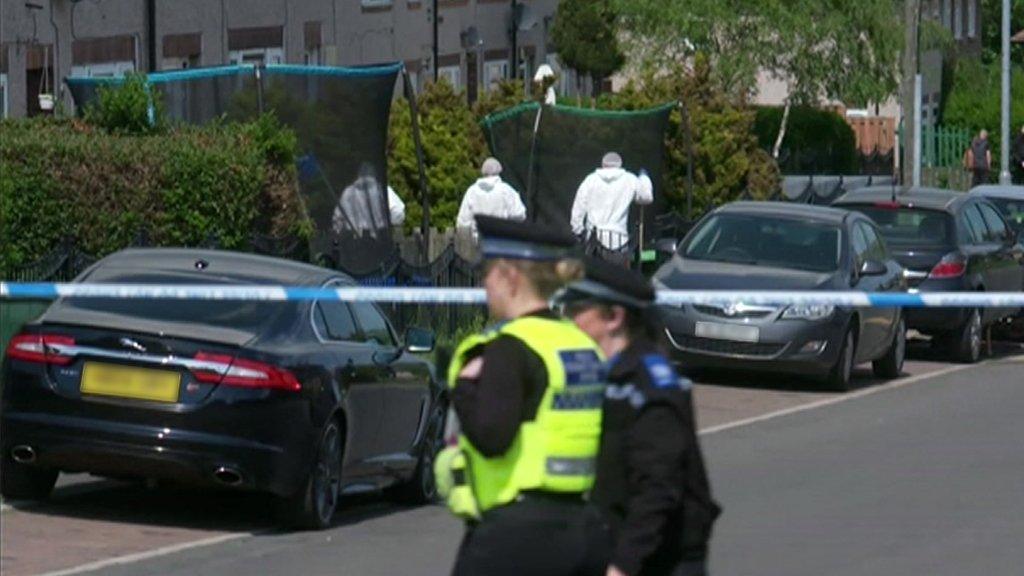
[929,253,967,279]
[5,334,76,365]
[191,352,301,392]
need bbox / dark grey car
[654,202,907,390]
[834,187,1024,361]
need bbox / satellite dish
[515,5,539,32]
[460,26,483,50]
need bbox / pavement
[1,341,1021,576]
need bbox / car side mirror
[405,327,436,354]
[860,259,887,277]
[654,238,678,257]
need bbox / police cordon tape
[1,282,1024,308]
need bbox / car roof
[969,185,1024,200]
[715,201,851,224]
[83,248,349,286]
[833,186,969,211]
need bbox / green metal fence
[922,125,971,169]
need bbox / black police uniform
[557,258,721,576]
[594,339,720,576]
[449,216,606,576]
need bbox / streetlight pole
[999,0,1012,184]
[432,0,439,82]
[901,0,922,187]
[510,0,518,80]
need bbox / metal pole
[432,0,439,82]
[404,69,432,240]
[999,0,1012,184]
[913,73,922,187]
[510,0,518,80]
[146,0,157,72]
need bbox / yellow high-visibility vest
[446,316,606,513]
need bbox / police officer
[556,258,721,576]
[437,215,607,576]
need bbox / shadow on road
[6,479,425,534]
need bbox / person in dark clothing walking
[969,130,993,187]
[1012,125,1024,185]
[556,258,721,576]
[437,215,608,576]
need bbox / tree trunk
[772,100,792,159]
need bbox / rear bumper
[905,307,970,334]
[1,410,310,496]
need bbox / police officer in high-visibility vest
[556,258,721,576]
[435,215,608,576]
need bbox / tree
[550,0,626,100]
[980,0,1024,66]
[615,0,904,161]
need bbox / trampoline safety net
[66,63,402,275]
[481,102,674,241]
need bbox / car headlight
[781,304,835,320]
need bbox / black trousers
[972,168,990,187]
[451,494,607,576]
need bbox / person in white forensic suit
[455,158,527,237]
[570,152,653,251]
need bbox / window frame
[976,202,1009,242]
[962,203,990,244]
[311,279,363,344]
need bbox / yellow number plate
[81,362,181,403]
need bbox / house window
[229,47,284,66]
[954,0,963,39]
[162,55,199,70]
[967,0,976,38]
[70,61,135,78]
[438,65,461,88]
[0,74,7,118]
[942,0,951,28]
[483,60,508,90]
[361,0,392,7]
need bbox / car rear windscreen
[683,213,841,273]
[58,270,299,333]
[847,206,953,246]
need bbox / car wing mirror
[405,326,436,354]
[654,238,678,257]
[860,259,888,277]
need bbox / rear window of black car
[847,206,954,246]
[683,213,841,273]
[59,270,298,333]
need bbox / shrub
[388,79,487,232]
[83,73,167,135]
[0,115,309,273]
[599,59,780,217]
[753,105,858,175]
[942,59,1024,164]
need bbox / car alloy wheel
[313,422,342,525]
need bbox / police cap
[556,256,655,309]
[475,215,578,261]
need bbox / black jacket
[1013,133,1024,165]
[591,338,721,576]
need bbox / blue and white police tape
[1,282,1023,308]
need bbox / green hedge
[942,59,1024,166]
[754,105,858,174]
[0,115,310,273]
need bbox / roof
[716,201,851,224]
[82,248,345,286]
[832,186,968,211]
[969,184,1024,201]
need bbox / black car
[1,249,445,529]
[654,202,906,391]
[833,187,1024,362]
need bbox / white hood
[475,175,502,191]
[596,167,626,183]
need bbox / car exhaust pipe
[11,445,36,464]
[213,467,243,487]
